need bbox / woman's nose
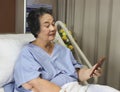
[49,25,55,31]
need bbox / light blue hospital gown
[5,43,83,92]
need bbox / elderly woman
[13,7,119,92]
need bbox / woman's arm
[22,77,61,92]
[77,64,102,81]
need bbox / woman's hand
[77,64,102,81]
[90,64,102,77]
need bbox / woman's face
[38,14,56,42]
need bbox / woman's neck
[32,39,54,54]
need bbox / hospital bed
[0,21,97,92]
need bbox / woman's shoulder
[19,43,33,54]
[22,42,35,49]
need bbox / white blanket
[60,82,120,92]
[60,82,89,92]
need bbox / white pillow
[0,34,35,87]
[0,87,4,92]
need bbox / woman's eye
[45,25,49,28]
[44,22,55,28]
[52,22,55,25]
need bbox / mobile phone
[90,57,106,77]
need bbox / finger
[97,67,102,73]
[92,73,101,77]
[94,70,102,77]
[90,65,102,77]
